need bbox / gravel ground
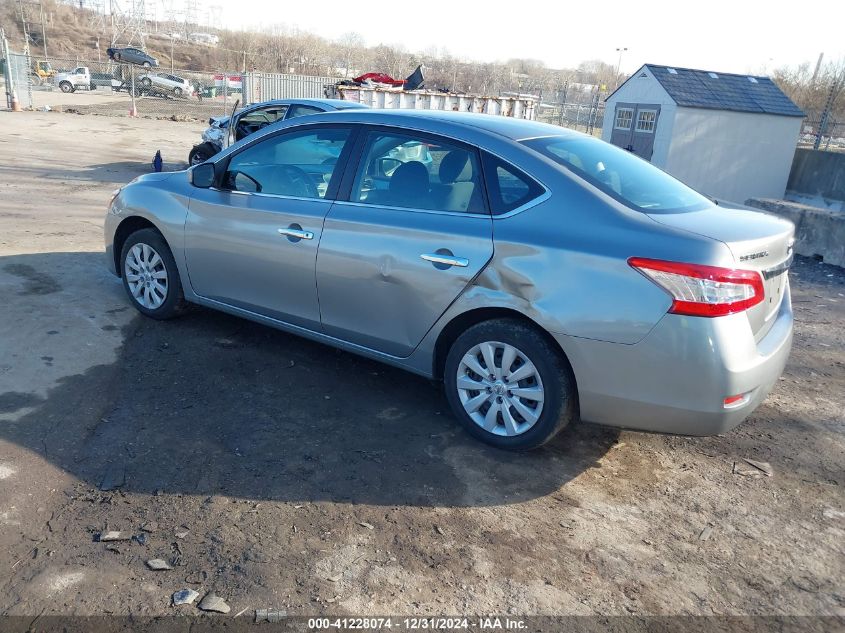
[0,112,842,625]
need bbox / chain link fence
[798,119,845,152]
[11,54,253,121]
[7,52,609,135]
[537,102,606,136]
[2,52,33,109]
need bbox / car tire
[59,81,73,93]
[141,77,152,87]
[188,142,217,166]
[174,87,183,97]
[115,52,122,61]
[444,318,577,450]
[142,61,151,68]
[120,228,188,320]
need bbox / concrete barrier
[745,198,845,268]
[787,148,845,203]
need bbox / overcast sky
[225,0,844,75]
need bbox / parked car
[106,47,158,67]
[105,110,794,450]
[54,66,96,93]
[139,72,195,98]
[188,98,369,165]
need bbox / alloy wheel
[124,243,168,310]
[456,341,545,437]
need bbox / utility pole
[2,27,20,110]
[17,0,29,49]
[38,1,47,61]
[810,52,824,85]
[615,47,628,89]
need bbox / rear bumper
[554,280,793,435]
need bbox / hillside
[1,0,842,123]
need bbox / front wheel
[444,319,577,450]
[120,228,187,319]
[188,142,217,166]
[59,81,73,93]
[142,61,151,68]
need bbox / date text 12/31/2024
[308,617,527,630]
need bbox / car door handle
[277,227,314,240]
[421,253,469,268]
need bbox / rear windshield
[522,136,711,213]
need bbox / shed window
[635,110,657,133]
[614,108,634,130]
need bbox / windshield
[522,136,711,213]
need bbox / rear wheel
[444,319,577,450]
[120,228,187,320]
[173,86,183,97]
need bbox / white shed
[602,64,804,204]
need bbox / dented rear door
[316,203,493,357]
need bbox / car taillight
[628,257,764,317]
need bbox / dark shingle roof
[636,64,804,117]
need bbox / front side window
[523,135,710,213]
[224,127,351,199]
[615,108,633,130]
[235,106,289,140]
[482,153,545,215]
[636,110,657,133]
[352,131,485,214]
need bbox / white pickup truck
[55,66,96,93]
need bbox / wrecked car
[188,98,369,165]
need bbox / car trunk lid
[646,205,794,339]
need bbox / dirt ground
[0,111,843,624]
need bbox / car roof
[279,109,579,141]
[245,98,369,111]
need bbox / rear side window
[522,136,710,213]
[351,131,486,214]
[287,105,323,119]
[482,153,545,215]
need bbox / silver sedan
[104,110,794,450]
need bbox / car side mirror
[191,162,215,188]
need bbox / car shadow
[1,161,185,184]
[1,251,619,508]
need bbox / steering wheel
[236,120,265,141]
[276,165,318,198]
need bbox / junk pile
[336,64,426,91]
